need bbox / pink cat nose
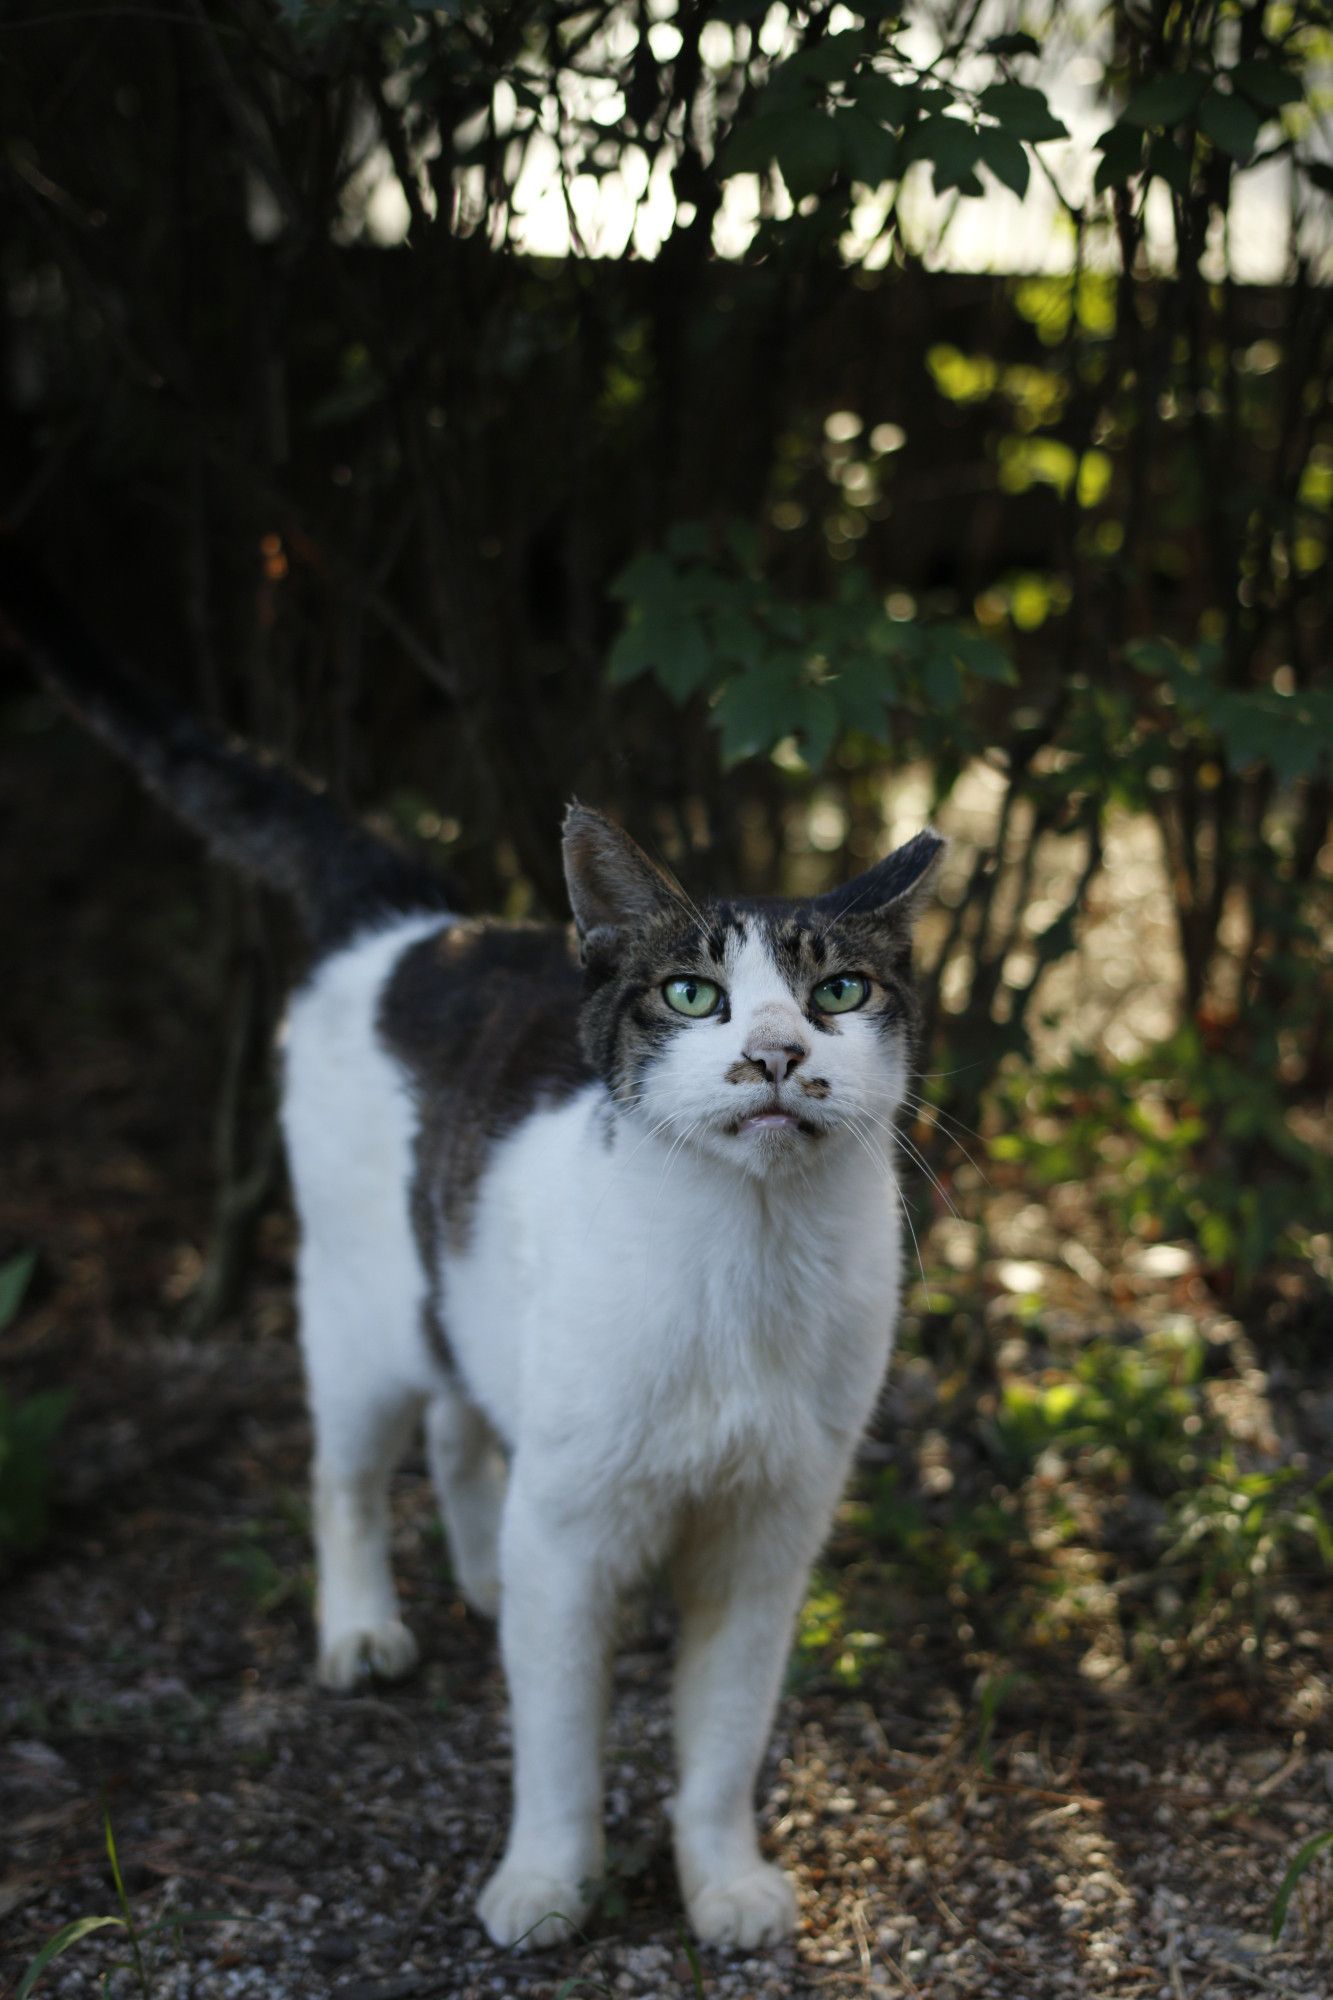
[745,1042,808,1085]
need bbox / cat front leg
[311,1386,423,1692]
[670,1478,847,1948]
[478,1471,617,1949]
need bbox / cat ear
[562,804,685,938]
[814,829,944,926]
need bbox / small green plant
[17,1808,246,1998]
[995,1030,1333,1296]
[984,1323,1208,1493]
[972,1670,1023,1774]
[0,1251,71,1561]
[1162,1460,1333,1653]
[1271,1828,1333,1943]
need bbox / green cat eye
[663,976,723,1019]
[812,974,869,1015]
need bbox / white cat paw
[317,1619,419,1691]
[687,1863,797,1949]
[478,1860,589,1949]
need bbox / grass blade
[16,1916,125,1999]
[678,1923,707,1997]
[1271,1827,1333,1940]
[103,1808,149,1994]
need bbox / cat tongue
[744,1111,796,1131]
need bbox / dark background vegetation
[1,1,1331,1992]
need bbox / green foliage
[719,24,1066,210]
[0,1253,70,1561]
[1125,641,1332,788]
[609,522,1013,770]
[1166,1459,1333,1612]
[996,1030,1333,1293]
[983,1326,1207,1495]
[797,1309,1331,1689]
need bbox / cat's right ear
[562,804,683,943]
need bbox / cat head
[564,805,941,1179]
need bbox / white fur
[282,915,906,1950]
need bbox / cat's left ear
[814,829,945,927]
[563,804,685,940]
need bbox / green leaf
[1231,60,1304,111]
[607,617,656,686]
[829,655,895,738]
[725,519,761,571]
[777,109,843,200]
[975,125,1030,198]
[982,32,1041,59]
[1094,121,1144,191]
[837,106,900,186]
[1271,1829,1333,1941]
[713,605,763,672]
[780,30,866,88]
[977,82,1067,143]
[652,618,714,703]
[1147,133,1190,196]
[946,626,1018,684]
[791,685,840,770]
[0,1250,36,1333]
[608,549,675,607]
[852,73,915,126]
[905,117,983,194]
[716,109,808,179]
[714,669,792,766]
[1122,70,1209,129]
[720,107,843,198]
[922,645,962,709]
[1199,87,1261,162]
[17,1916,126,2000]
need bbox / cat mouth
[728,1102,825,1139]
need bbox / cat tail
[0,541,449,951]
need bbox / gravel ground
[2,1336,1331,2000]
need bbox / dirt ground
[2,720,1331,2000]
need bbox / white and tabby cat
[4,551,940,1952]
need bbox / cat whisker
[867,1116,960,1219]
[899,1094,991,1185]
[842,1113,933,1304]
[901,1089,989,1147]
